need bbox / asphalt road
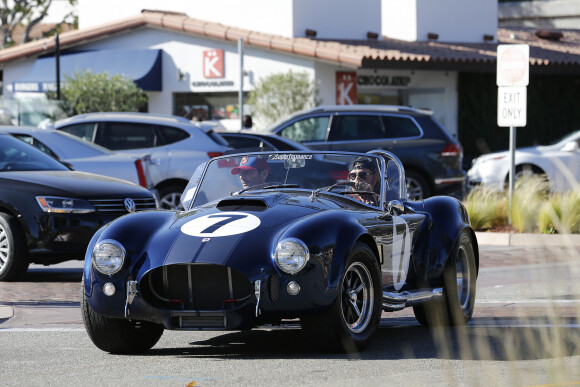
[1,242,579,386]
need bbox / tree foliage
[0,0,76,49]
[248,70,320,128]
[58,71,148,115]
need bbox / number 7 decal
[181,212,261,237]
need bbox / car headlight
[274,238,309,274]
[36,196,95,213]
[92,240,126,275]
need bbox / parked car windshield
[181,151,405,210]
[0,135,70,171]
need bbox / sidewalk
[475,232,580,247]
[0,305,13,321]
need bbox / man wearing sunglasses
[348,157,380,206]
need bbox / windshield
[181,151,405,210]
[0,135,70,171]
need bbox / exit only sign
[497,44,529,127]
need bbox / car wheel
[405,171,430,200]
[301,242,381,352]
[413,231,476,327]
[504,164,547,187]
[158,184,186,210]
[81,278,164,353]
[0,213,29,281]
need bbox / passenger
[230,156,269,189]
[348,157,380,205]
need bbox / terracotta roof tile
[1,10,578,73]
[225,27,250,42]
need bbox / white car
[0,126,155,192]
[51,113,231,209]
[467,130,580,193]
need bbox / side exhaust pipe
[382,288,443,311]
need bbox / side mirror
[562,141,579,152]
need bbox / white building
[0,0,577,138]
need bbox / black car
[81,150,478,354]
[0,133,158,281]
[261,105,466,200]
[217,130,311,152]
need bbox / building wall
[499,0,580,29]
[78,0,381,40]
[382,0,497,42]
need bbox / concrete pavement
[474,231,580,246]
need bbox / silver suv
[52,112,231,209]
[262,105,465,199]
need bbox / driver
[231,156,270,189]
[349,157,380,205]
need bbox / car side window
[158,125,188,145]
[328,115,384,141]
[11,134,59,159]
[382,115,421,138]
[280,116,330,142]
[223,135,264,149]
[99,122,157,150]
[58,123,97,142]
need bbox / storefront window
[173,92,251,121]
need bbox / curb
[0,305,13,321]
[475,232,580,247]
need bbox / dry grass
[465,176,580,234]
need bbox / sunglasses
[349,171,369,180]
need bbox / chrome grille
[89,197,157,213]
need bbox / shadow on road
[20,267,83,283]
[133,316,580,361]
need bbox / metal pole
[238,38,244,129]
[55,32,61,100]
[508,125,516,225]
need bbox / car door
[322,113,392,152]
[96,122,169,186]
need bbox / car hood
[0,170,148,197]
[125,192,345,280]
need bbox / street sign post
[497,44,529,225]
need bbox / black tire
[406,170,430,200]
[81,277,164,354]
[413,231,477,327]
[0,213,29,281]
[301,243,381,352]
[158,183,186,210]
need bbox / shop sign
[203,49,224,79]
[357,75,411,87]
[336,71,357,105]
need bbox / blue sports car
[82,150,479,353]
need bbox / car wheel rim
[0,224,9,272]
[456,245,471,310]
[341,262,374,334]
[160,192,183,210]
[406,177,423,200]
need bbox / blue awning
[13,49,162,92]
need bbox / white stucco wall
[75,28,316,114]
[78,0,381,39]
[382,0,497,42]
